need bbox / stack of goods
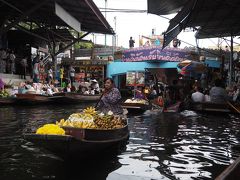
[124,98,148,105]
[0,90,10,98]
[35,107,126,135]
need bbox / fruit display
[56,119,96,129]
[0,90,10,98]
[36,107,126,135]
[56,106,126,130]
[67,113,94,122]
[93,114,125,129]
[36,124,65,135]
[124,98,148,105]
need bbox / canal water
[0,104,240,180]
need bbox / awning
[161,0,240,47]
[147,0,188,15]
[0,0,114,35]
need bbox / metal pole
[114,16,117,51]
[229,34,233,85]
[104,0,107,48]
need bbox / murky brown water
[0,105,240,180]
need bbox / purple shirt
[0,78,4,89]
[97,88,123,115]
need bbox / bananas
[55,106,125,130]
[56,119,96,129]
[83,106,97,115]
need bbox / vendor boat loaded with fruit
[24,106,129,159]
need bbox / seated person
[233,86,240,102]
[135,87,145,99]
[90,79,100,94]
[64,84,71,92]
[90,87,95,95]
[210,79,229,103]
[83,88,90,95]
[204,89,211,102]
[191,86,205,102]
[46,86,53,96]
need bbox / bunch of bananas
[0,90,10,98]
[67,113,93,122]
[56,119,96,129]
[83,106,97,115]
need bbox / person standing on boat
[60,66,64,87]
[69,65,75,85]
[96,78,123,115]
[209,79,229,103]
[47,67,53,84]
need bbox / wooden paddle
[226,101,240,114]
[94,93,104,108]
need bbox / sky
[90,0,239,49]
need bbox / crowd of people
[14,78,101,97]
[0,49,16,74]
[126,74,240,110]
[191,78,240,104]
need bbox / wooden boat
[0,97,16,106]
[189,101,240,114]
[163,101,182,113]
[15,93,51,105]
[49,92,101,104]
[122,102,151,114]
[23,124,129,159]
[216,156,240,180]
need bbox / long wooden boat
[163,101,182,113]
[0,97,16,106]
[122,102,151,114]
[23,124,129,159]
[49,92,101,104]
[216,156,240,180]
[15,93,51,105]
[189,101,240,114]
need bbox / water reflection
[0,106,240,180]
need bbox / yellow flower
[36,124,65,135]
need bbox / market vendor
[134,86,146,99]
[96,78,123,115]
[0,77,4,90]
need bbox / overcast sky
[91,0,238,49]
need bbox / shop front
[62,59,108,87]
[108,46,193,89]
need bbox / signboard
[126,71,145,86]
[126,72,136,86]
[123,47,190,62]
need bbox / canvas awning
[147,0,188,15]
[0,0,114,35]
[150,0,240,47]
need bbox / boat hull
[189,102,240,114]
[0,97,16,106]
[24,125,129,159]
[122,102,151,114]
[15,93,51,105]
[216,156,240,180]
[49,93,101,104]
